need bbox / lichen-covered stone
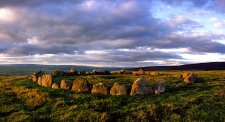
[110,82,127,95]
[182,72,191,79]
[91,83,109,95]
[184,75,196,84]
[71,77,90,93]
[37,77,42,85]
[153,81,165,94]
[52,83,59,89]
[60,80,71,90]
[41,74,53,87]
[130,78,153,95]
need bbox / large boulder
[153,81,165,94]
[60,80,72,90]
[71,77,90,93]
[184,75,196,84]
[41,74,53,87]
[130,78,153,95]
[91,83,109,95]
[110,82,127,95]
[51,83,59,89]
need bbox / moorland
[0,69,225,121]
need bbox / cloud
[209,17,218,22]
[0,0,225,66]
[213,22,224,28]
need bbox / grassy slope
[0,71,225,121]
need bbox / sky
[0,0,225,67]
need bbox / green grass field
[0,71,225,121]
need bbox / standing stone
[37,77,42,85]
[52,83,59,89]
[110,82,127,95]
[60,80,71,90]
[184,75,196,84]
[91,83,109,95]
[71,77,90,93]
[153,81,165,94]
[130,78,153,95]
[41,74,53,87]
[138,69,145,75]
[31,73,38,83]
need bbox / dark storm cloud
[84,50,182,62]
[0,0,83,8]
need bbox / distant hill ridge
[129,62,225,71]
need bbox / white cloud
[27,36,41,44]
[0,8,16,23]
[209,17,218,22]
[213,22,224,28]
[154,48,190,53]
[180,53,225,63]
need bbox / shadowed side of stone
[153,80,165,94]
[37,77,42,86]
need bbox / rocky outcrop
[153,81,165,94]
[71,77,90,93]
[60,80,72,90]
[91,83,109,95]
[130,78,153,95]
[110,83,127,95]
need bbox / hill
[129,62,225,71]
[0,64,119,76]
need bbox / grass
[0,71,225,121]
